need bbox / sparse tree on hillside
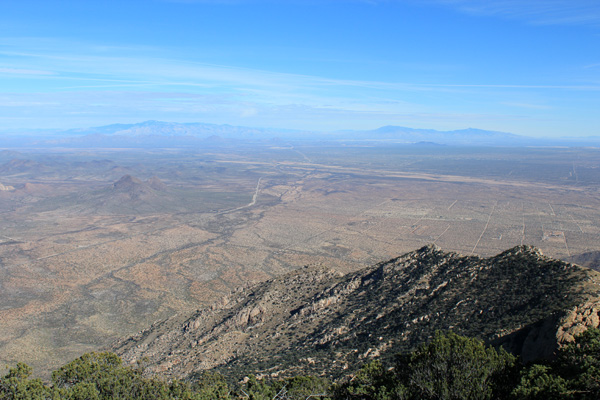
[403,331,517,400]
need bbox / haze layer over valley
[1,133,600,375]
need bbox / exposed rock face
[557,300,600,341]
[113,245,600,381]
[0,182,15,191]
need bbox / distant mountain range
[336,126,528,145]
[4,120,598,148]
[114,245,600,381]
[60,120,287,138]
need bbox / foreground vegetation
[2,329,599,399]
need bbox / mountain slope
[113,245,600,381]
[567,251,600,272]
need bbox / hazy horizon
[2,1,600,138]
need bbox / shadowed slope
[114,245,600,381]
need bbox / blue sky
[1,0,599,137]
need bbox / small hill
[0,159,47,175]
[146,176,168,191]
[113,245,600,381]
[102,166,138,180]
[110,175,169,198]
[29,174,179,215]
[18,182,52,195]
[113,174,151,195]
[0,150,23,160]
[83,175,176,213]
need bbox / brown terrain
[114,245,600,381]
[0,144,599,376]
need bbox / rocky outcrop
[557,300,600,342]
[0,182,15,191]
[113,245,600,381]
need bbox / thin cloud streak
[583,63,600,69]
[1,35,598,136]
[501,102,552,110]
[420,83,600,91]
[4,45,598,96]
[429,0,600,26]
[0,67,55,75]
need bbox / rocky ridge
[113,245,600,381]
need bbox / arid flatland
[1,145,599,375]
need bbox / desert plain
[0,144,599,376]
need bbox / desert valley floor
[1,145,599,375]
